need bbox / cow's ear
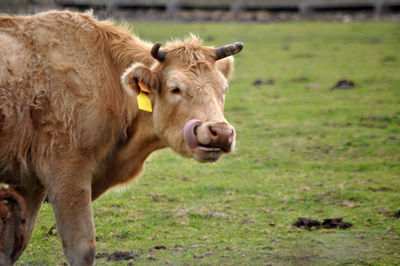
[216,56,234,80]
[121,62,159,96]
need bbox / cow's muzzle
[183,119,235,162]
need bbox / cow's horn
[215,42,244,60]
[151,42,166,62]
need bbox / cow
[0,10,243,265]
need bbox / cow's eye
[171,88,181,94]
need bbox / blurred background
[1,0,400,21]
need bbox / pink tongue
[183,119,201,148]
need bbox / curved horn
[151,42,166,62]
[215,42,244,60]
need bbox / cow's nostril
[209,126,218,137]
[194,125,199,136]
[206,125,234,151]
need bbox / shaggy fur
[0,10,237,265]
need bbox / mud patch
[150,193,161,202]
[106,251,140,261]
[358,115,398,129]
[293,218,321,230]
[292,76,309,82]
[45,224,57,236]
[153,245,167,250]
[293,217,352,230]
[381,55,396,63]
[253,79,275,86]
[193,252,214,259]
[331,79,355,90]
[322,218,352,229]
[368,186,392,192]
[95,253,110,259]
[97,247,167,261]
[327,122,352,128]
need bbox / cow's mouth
[183,119,224,162]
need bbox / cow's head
[122,36,243,162]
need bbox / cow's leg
[11,186,46,263]
[47,165,95,266]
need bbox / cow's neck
[94,23,161,142]
[90,20,169,199]
[92,110,165,200]
[110,111,165,179]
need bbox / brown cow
[0,10,243,265]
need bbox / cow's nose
[208,124,234,151]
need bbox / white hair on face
[164,69,192,98]
[166,71,186,90]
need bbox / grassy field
[18,21,400,265]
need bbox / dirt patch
[293,218,321,230]
[41,224,57,236]
[368,116,393,122]
[327,122,352,128]
[153,245,167,250]
[95,253,110,259]
[150,193,161,202]
[368,186,392,192]
[381,55,396,63]
[358,115,397,129]
[253,79,275,86]
[359,122,387,129]
[106,251,140,261]
[331,79,355,90]
[253,79,263,86]
[321,218,352,229]
[97,247,167,261]
[393,210,400,218]
[293,217,352,230]
[292,76,309,82]
[193,252,214,259]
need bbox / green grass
[19,21,400,265]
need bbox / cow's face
[122,37,243,162]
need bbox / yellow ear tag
[137,82,152,112]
